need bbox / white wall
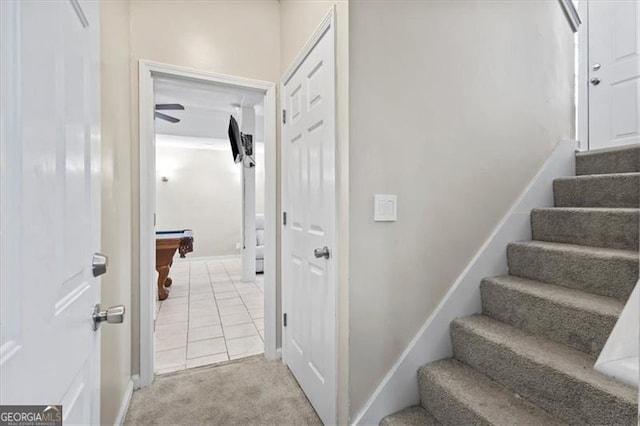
[129,0,281,375]
[155,138,265,258]
[100,1,132,424]
[348,0,574,419]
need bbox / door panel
[283,21,336,424]
[589,1,640,149]
[0,1,101,423]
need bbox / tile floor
[154,257,265,374]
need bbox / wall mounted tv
[228,115,244,164]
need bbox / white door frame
[138,60,278,387]
[577,0,589,151]
[280,7,339,423]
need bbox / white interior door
[282,20,337,425]
[0,1,102,423]
[588,0,640,150]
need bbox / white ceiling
[154,77,264,140]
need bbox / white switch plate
[374,194,397,221]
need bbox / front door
[282,18,337,425]
[588,0,640,150]
[0,1,102,423]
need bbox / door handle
[93,304,125,330]
[314,246,330,259]
[590,77,601,86]
[92,253,108,277]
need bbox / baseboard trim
[114,378,134,426]
[352,139,578,425]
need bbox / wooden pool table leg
[157,265,170,300]
[164,258,174,287]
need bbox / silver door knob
[92,253,108,277]
[590,77,601,86]
[93,304,125,330]
[314,246,330,259]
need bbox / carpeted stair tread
[507,240,638,301]
[553,172,639,208]
[451,315,637,425]
[418,359,564,426]
[480,275,622,356]
[531,207,639,251]
[576,144,640,176]
[380,405,439,426]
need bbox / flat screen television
[228,115,244,164]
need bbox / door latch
[93,304,125,330]
[92,253,108,277]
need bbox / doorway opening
[138,62,277,385]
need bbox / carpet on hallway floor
[124,355,322,425]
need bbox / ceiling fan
[155,103,184,123]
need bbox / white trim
[577,0,589,151]
[594,281,639,388]
[280,6,339,425]
[113,378,134,426]
[352,139,579,425]
[138,60,278,388]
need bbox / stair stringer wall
[352,139,579,426]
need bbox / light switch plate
[374,194,397,221]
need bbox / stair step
[451,315,637,425]
[418,359,563,426]
[553,173,639,208]
[380,406,439,426]
[507,241,638,301]
[576,145,640,176]
[480,275,622,356]
[531,208,639,251]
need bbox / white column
[241,106,256,282]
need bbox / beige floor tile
[155,364,185,375]
[218,304,249,316]
[217,297,243,308]
[226,335,264,358]
[221,312,252,326]
[188,325,223,342]
[185,352,229,369]
[253,318,264,331]
[248,309,264,320]
[155,332,187,351]
[189,315,221,328]
[161,296,189,307]
[155,321,188,335]
[156,310,189,324]
[223,322,259,340]
[155,347,186,370]
[187,337,227,359]
[190,286,213,295]
[213,283,236,293]
[215,290,239,300]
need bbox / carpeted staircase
[381,145,639,425]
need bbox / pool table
[155,229,194,300]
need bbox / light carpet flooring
[125,355,322,425]
[155,257,265,374]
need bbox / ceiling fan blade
[155,112,180,123]
[155,103,185,111]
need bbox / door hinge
[283,313,287,327]
[283,211,287,226]
[282,109,286,124]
